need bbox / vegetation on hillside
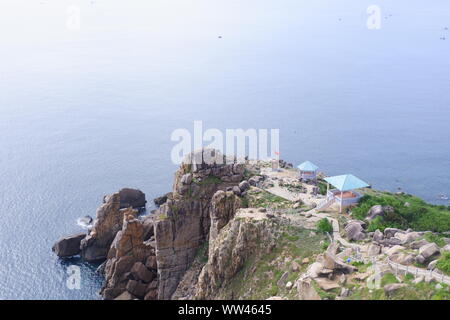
[316,218,333,234]
[436,252,450,276]
[351,192,450,233]
[243,189,292,209]
[317,179,328,195]
[223,226,327,299]
[346,271,450,300]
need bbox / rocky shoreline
[53,148,450,300]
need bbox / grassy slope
[346,272,450,300]
[351,190,450,233]
[221,225,327,299]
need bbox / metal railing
[317,197,334,210]
[387,257,450,285]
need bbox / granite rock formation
[154,148,245,299]
[101,208,156,300]
[80,193,123,262]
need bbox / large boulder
[117,188,146,209]
[366,205,383,220]
[390,253,415,265]
[419,243,440,260]
[366,205,394,220]
[373,229,384,242]
[52,233,86,258]
[126,280,147,298]
[248,175,263,187]
[384,283,407,295]
[238,180,250,192]
[297,277,321,300]
[80,193,123,262]
[428,259,439,270]
[232,186,241,196]
[394,231,421,245]
[130,262,155,283]
[442,244,450,253]
[368,243,381,256]
[409,239,429,250]
[154,193,172,206]
[384,228,403,239]
[314,277,340,291]
[306,262,324,278]
[142,216,154,241]
[114,291,136,300]
[321,242,357,274]
[385,245,405,256]
[344,221,366,241]
[384,237,403,246]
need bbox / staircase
[316,197,334,211]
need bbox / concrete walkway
[265,179,355,249]
[260,168,450,286]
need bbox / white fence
[317,197,334,210]
[387,257,450,286]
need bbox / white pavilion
[322,174,370,213]
[297,161,319,181]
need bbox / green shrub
[424,233,446,247]
[316,218,333,234]
[436,252,450,276]
[317,180,328,195]
[381,273,398,286]
[321,240,330,251]
[352,193,450,233]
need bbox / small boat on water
[437,194,449,200]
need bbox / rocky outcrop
[366,205,394,220]
[80,193,123,262]
[373,229,384,242]
[52,233,86,258]
[101,208,156,300]
[368,243,381,256]
[209,191,241,244]
[194,214,278,299]
[416,242,440,264]
[344,220,366,241]
[116,188,146,209]
[409,239,429,250]
[384,228,403,239]
[154,149,245,300]
[320,242,357,274]
[296,277,321,300]
[384,283,407,295]
[154,192,172,207]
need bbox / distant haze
[0,0,449,299]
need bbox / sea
[0,0,449,299]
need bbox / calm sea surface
[0,0,449,299]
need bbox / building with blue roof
[320,174,370,213]
[297,161,319,181]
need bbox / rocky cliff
[194,213,279,299]
[154,149,245,299]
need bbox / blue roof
[324,174,369,192]
[297,161,318,171]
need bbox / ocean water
[0,0,449,299]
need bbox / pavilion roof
[324,174,369,192]
[297,161,318,171]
